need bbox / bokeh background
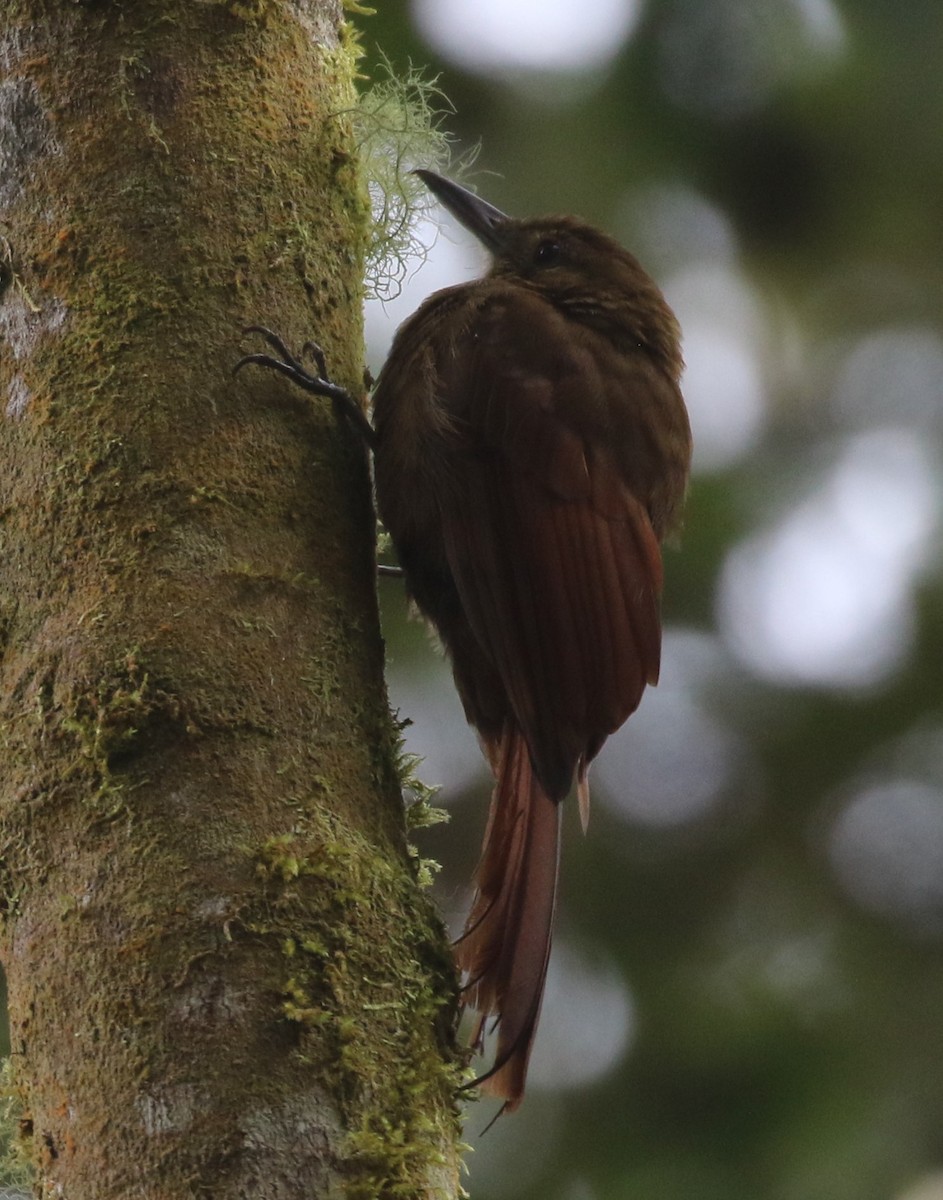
[362,2,943,1198]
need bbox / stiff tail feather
[456,726,562,1111]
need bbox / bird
[235,169,692,1113]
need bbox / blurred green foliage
[362,2,943,1198]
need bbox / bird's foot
[234,325,376,450]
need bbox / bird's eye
[533,239,562,266]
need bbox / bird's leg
[234,325,377,452]
[235,326,403,579]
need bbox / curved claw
[233,350,340,401]
[301,340,329,380]
[241,325,302,368]
[232,351,280,378]
[234,325,378,451]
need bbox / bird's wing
[435,287,667,800]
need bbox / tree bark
[0,3,462,1197]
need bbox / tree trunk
[0,3,462,1197]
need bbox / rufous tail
[456,726,561,1111]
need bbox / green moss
[0,1060,33,1193]
[61,648,185,767]
[393,717,449,890]
[0,234,39,313]
[252,814,463,1199]
[56,648,189,827]
[62,654,151,766]
[210,0,277,20]
[1,5,464,1191]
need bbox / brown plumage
[371,172,692,1109]
[235,172,691,1110]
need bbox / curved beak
[413,169,510,253]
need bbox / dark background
[363,2,943,1199]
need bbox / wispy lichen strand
[351,60,477,301]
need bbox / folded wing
[436,287,665,801]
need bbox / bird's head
[414,169,681,376]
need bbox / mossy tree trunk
[0,3,461,1197]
